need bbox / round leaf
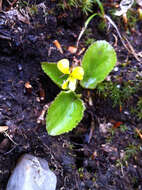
[80,40,117,89]
[46,91,85,136]
[41,62,68,88]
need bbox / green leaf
[95,0,105,16]
[80,40,117,89]
[41,62,68,88]
[76,13,97,47]
[46,91,85,136]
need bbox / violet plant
[41,40,117,136]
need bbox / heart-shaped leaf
[80,40,117,89]
[41,62,68,88]
[46,91,85,136]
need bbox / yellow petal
[62,80,69,89]
[68,78,77,91]
[71,66,84,80]
[57,59,70,74]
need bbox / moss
[96,80,142,121]
[58,0,104,15]
[130,97,142,120]
[84,38,95,46]
[96,81,136,107]
[127,9,138,29]
[124,144,138,161]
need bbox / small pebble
[124,111,130,115]
[139,146,142,151]
[114,67,119,72]
[17,64,22,71]
[116,84,121,88]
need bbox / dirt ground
[0,0,142,189]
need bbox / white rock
[6,154,57,190]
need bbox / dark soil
[0,0,142,189]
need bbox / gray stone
[6,154,57,190]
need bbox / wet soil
[0,1,142,189]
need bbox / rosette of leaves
[41,40,117,136]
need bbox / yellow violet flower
[57,59,84,91]
[57,59,70,74]
[71,66,84,80]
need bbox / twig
[4,145,16,155]
[88,119,95,143]
[105,15,141,61]
[113,33,118,47]
[4,131,18,145]
[0,34,11,40]
[37,104,49,124]
[6,0,18,11]
[0,0,2,10]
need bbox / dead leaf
[112,121,123,129]
[53,40,63,54]
[136,0,142,7]
[39,88,45,100]
[0,126,8,133]
[25,82,32,93]
[115,0,134,16]
[25,82,32,89]
[120,105,122,112]
[6,9,30,24]
[77,48,85,56]
[135,128,142,140]
[67,46,77,54]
